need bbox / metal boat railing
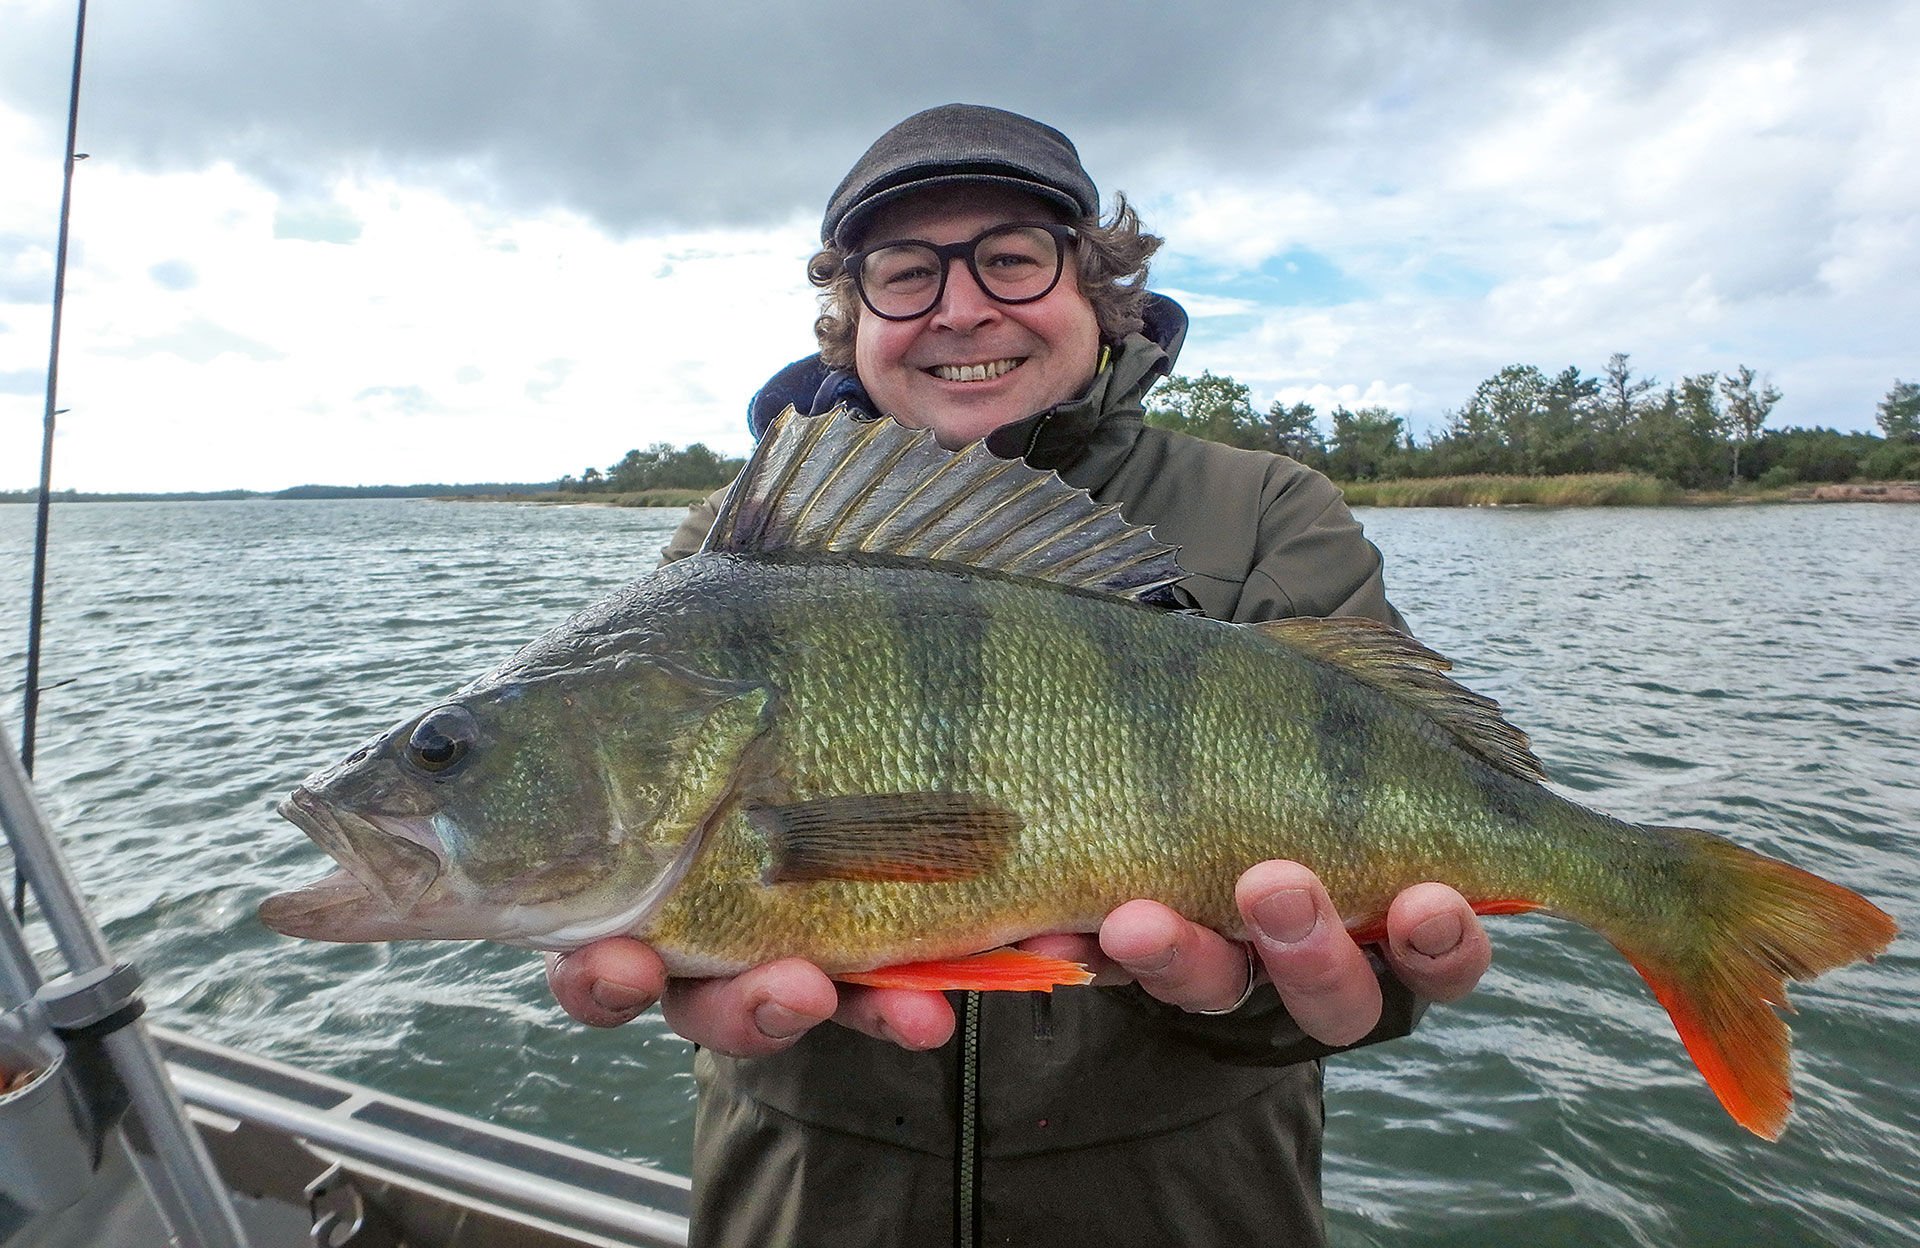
[159,1026,690,1247]
[2,725,693,1246]
[2,724,253,1246]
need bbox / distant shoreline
[0,482,561,505]
[4,480,1914,508]
[1335,476,1920,507]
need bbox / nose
[928,256,1001,331]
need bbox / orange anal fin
[1347,897,1541,946]
[837,947,1094,992]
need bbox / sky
[1,0,1914,492]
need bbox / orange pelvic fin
[1347,896,1541,946]
[837,947,1095,992]
[1620,831,1897,1140]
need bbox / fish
[261,408,1896,1140]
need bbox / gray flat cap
[823,104,1099,248]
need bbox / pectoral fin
[751,793,1022,884]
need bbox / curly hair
[807,193,1163,371]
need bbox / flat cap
[823,104,1099,248]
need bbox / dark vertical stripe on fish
[1074,596,1192,827]
[893,573,989,784]
[1310,659,1373,831]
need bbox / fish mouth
[261,788,447,939]
[258,867,405,942]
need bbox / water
[3,498,1916,1246]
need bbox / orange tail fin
[1616,832,1896,1139]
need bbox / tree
[1636,372,1728,487]
[601,442,742,492]
[607,445,667,492]
[1717,365,1781,480]
[1471,364,1551,473]
[1144,371,1262,448]
[1263,401,1325,465]
[1599,353,1655,433]
[1533,365,1602,475]
[1326,406,1405,481]
[1878,380,1920,442]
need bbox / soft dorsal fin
[1251,616,1549,783]
[703,407,1186,604]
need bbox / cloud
[147,259,197,291]
[1,0,1851,232]
[1,0,1914,488]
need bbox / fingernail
[753,1002,809,1041]
[1251,888,1318,945]
[589,980,652,1014]
[1409,912,1464,958]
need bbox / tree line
[557,442,746,494]
[1144,359,1920,487]
[563,364,1920,497]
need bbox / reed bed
[1338,473,1679,507]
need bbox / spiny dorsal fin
[704,407,1185,603]
[1251,616,1549,783]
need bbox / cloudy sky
[1,0,1913,492]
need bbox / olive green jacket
[659,332,1416,1248]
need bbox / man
[551,104,1491,1245]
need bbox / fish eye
[405,706,479,775]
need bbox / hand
[545,939,956,1058]
[1020,861,1491,1046]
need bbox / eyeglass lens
[856,225,1066,320]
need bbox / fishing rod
[15,0,88,924]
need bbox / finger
[1098,900,1256,1012]
[545,938,668,1028]
[830,984,957,1050]
[1382,883,1492,1003]
[660,959,838,1058]
[1016,932,1122,985]
[1238,861,1381,1047]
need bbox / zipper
[954,990,982,1248]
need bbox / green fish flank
[635,554,1607,972]
[261,409,1896,1140]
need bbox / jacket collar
[983,294,1188,479]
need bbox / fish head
[260,658,772,948]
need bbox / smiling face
[852,187,1102,448]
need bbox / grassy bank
[1337,473,1682,507]
[472,488,716,507]
[1338,474,1920,506]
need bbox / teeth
[931,359,1021,382]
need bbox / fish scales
[634,554,1606,973]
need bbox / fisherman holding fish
[263,101,1892,1246]
[552,105,1494,1245]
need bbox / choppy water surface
[3,498,1916,1246]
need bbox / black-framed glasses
[843,222,1079,321]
